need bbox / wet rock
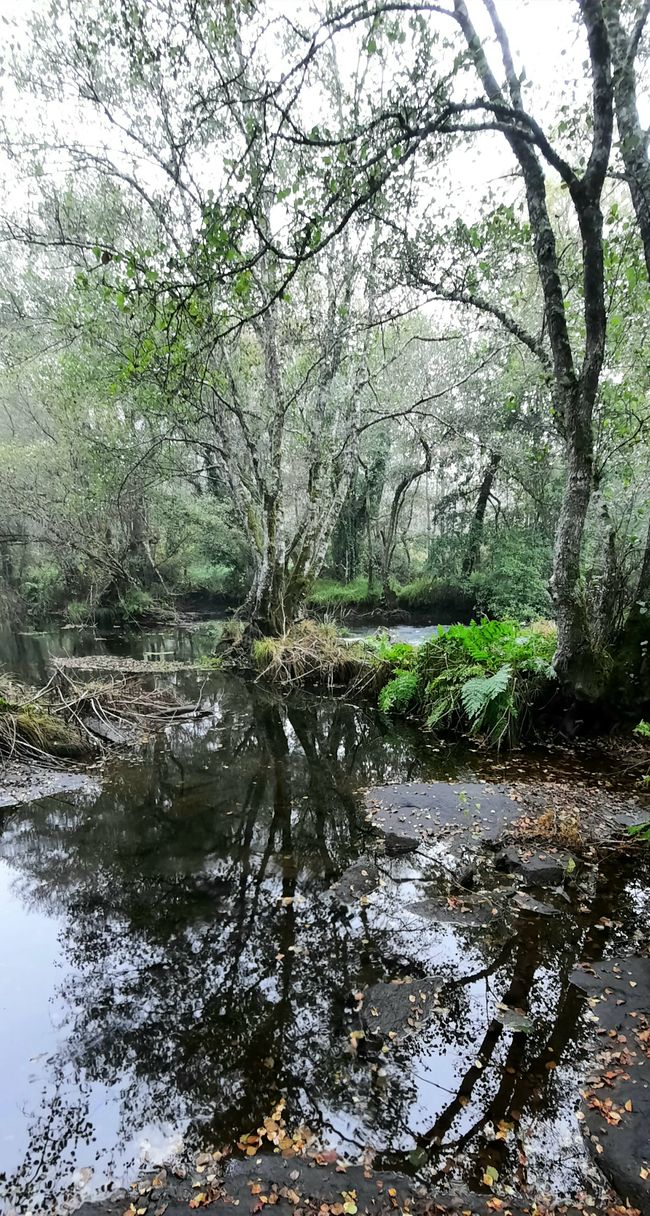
[364,781,522,855]
[362,974,443,1042]
[222,1159,422,1214]
[0,765,99,808]
[571,956,650,1215]
[511,890,558,916]
[73,1164,586,1216]
[327,856,380,904]
[218,1162,580,1216]
[496,845,576,887]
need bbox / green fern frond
[379,669,419,713]
[461,664,512,721]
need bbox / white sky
[0,0,647,244]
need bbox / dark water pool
[0,625,646,1213]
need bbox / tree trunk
[462,450,502,576]
[605,0,650,279]
[380,443,431,606]
[549,387,597,695]
[454,0,612,698]
[612,514,650,705]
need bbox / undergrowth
[308,577,382,611]
[379,619,557,747]
[246,617,557,748]
[308,575,476,619]
[626,721,650,840]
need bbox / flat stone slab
[0,764,100,808]
[364,781,522,853]
[361,975,443,1043]
[496,845,576,887]
[73,1160,586,1216]
[571,956,650,1215]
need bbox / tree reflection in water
[0,673,637,1212]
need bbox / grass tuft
[250,620,388,693]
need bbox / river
[0,621,647,1214]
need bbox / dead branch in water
[0,668,209,768]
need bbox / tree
[2,0,649,679]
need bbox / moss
[14,707,89,756]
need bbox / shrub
[469,532,553,620]
[118,588,157,622]
[416,619,557,746]
[182,561,247,599]
[65,600,91,626]
[23,562,68,622]
[378,669,419,713]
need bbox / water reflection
[0,637,644,1213]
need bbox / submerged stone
[362,974,443,1042]
[511,889,559,916]
[496,845,577,887]
[326,856,380,904]
[407,890,513,935]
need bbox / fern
[628,820,650,843]
[379,669,419,713]
[366,638,417,668]
[461,664,512,720]
[414,619,557,747]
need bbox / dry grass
[528,805,584,850]
[250,621,387,694]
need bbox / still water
[0,623,646,1213]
